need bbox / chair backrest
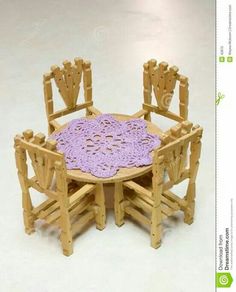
[142,59,189,122]
[153,125,203,191]
[14,130,67,198]
[43,57,93,124]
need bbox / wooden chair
[133,59,189,123]
[114,123,203,249]
[43,57,101,134]
[14,130,106,256]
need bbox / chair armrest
[132,109,148,118]
[88,106,102,115]
[49,119,62,130]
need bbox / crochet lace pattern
[51,114,160,178]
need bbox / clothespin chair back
[43,57,101,134]
[116,122,203,249]
[133,59,189,123]
[14,130,106,256]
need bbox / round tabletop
[55,113,163,183]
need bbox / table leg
[114,182,125,226]
[95,183,106,230]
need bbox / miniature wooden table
[54,113,163,183]
[54,113,162,210]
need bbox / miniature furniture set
[14,57,203,256]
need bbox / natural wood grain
[143,62,152,121]
[132,109,149,119]
[123,180,152,199]
[83,61,92,116]
[114,182,124,226]
[69,184,96,207]
[125,206,151,226]
[95,183,106,230]
[117,124,203,250]
[134,59,188,123]
[14,131,106,256]
[43,57,102,134]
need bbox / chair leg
[150,205,162,248]
[184,183,195,225]
[23,211,35,235]
[22,189,35,235]
[15,145,35,234]
[184,136,201,225]
[95,183,106,230]
[60,211,73,256]
[114,182,125,227]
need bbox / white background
[0,0,214,291]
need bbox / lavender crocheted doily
[51,114,160,178]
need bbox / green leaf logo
[216,272,233,288]
[216,92,225,105]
